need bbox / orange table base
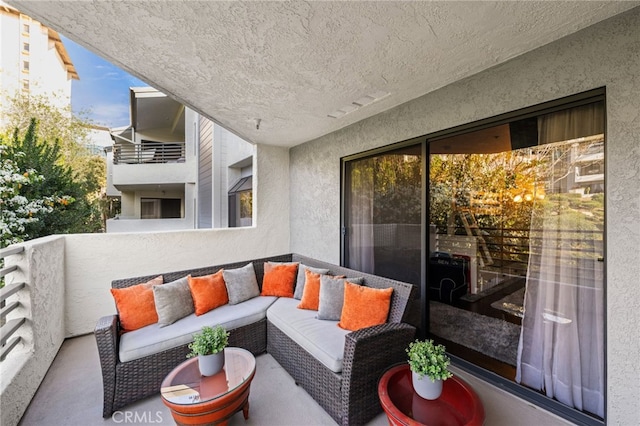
[163,376,253,426]
[378,364,485,426]
[161,348,256,426]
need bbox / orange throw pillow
[188,270,229,316]
[261,263,298,297]
[110,275,163,332]
[297,269,322,310]
[297,271,346,310]
[338,282,393,331]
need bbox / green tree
[3,119,101,239]
[373,153,421,224]
[0,144,54,248]
[1,92,106,232]
[2,92,93,171]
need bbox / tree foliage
[2,92,93,172]
[429,141,604,266]
[1,92,106,241]
[348,149,422,226]
[0,144,53,247]
[1,119,102,247]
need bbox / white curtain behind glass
[516,103,605,418]
[347,159,375,274]
[516,199,604,416]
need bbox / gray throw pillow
[223,263,260,305]
[293,264,330,300]
[153,276,193,327]
[317,275,363,320]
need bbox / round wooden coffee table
[161,347,256,426]
[378,364,485,426]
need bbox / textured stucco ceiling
[8,1,639,147]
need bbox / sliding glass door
[342,92,605,421]
[428,100,605,419]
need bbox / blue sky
[63,36,149,129]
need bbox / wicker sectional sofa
[95,253,416,425]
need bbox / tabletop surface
[378,364,485,426]
[161,347,256,406]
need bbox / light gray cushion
[267,298,348,373]
[120,296,278,362]
[293,264,330,300]
[223,262,260,304]
[317,276,364,320]
[153,276,193,327]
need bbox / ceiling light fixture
[328,90,390,119]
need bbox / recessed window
[140,198,182,219]
[22,23,30,34]
[23,42,30,52]
[228,176,253,227]
[23,61,30,71]
[22,80,29,91]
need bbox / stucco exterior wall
[0,236,65,426]
[63,143,289,336]
[290,8,640,425]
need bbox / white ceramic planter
[198,351,225,376]
[411,371,443,400]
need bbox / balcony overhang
[8,1,639,147]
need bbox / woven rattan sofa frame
[95,253,416,425]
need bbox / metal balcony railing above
[113,142,185,165]
[0,245,26,361]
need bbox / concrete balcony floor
[18,334,388,426]
[17,333,575,426]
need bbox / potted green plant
[187,325,230,376]
[406,339,453,400]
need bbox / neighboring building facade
[0,1,77,127]
[106,87,254,233]
[196,114,254,229]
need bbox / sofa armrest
[340,323,416,422]
[94,315,119,417]
[343,322,416,374]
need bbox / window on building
[22,80,29,91]
[140,198,181,219]
[23,61,29,72]
[342,91,605,423]
[23,42,30,52]
[22,23,30,34]
[228,176,252,227]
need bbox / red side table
[378,364,485,426]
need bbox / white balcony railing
[0,245,26,361]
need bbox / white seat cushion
[119,296,277,362]
[267,297,348,373]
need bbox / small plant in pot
[187,325,230,376]
[406,339,453,400]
